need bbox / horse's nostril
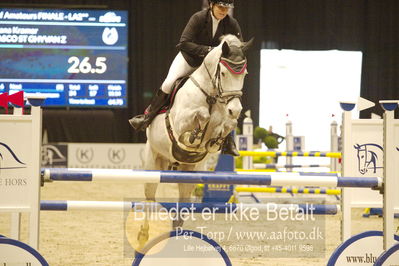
[229,109,233,116]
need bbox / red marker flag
[0,93,8,113]
[8,91,24,107]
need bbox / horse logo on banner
[0,142,26,172]
[353,143,383,175]
[41,144,67,167]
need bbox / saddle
[158,77,189,114]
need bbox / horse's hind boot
[129,89,169,131]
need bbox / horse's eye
[221,72,225,77]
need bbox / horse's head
[203,34,253,121]
[354,143,382,175]
[354,144,367,174]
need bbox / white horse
[143,34,251,225]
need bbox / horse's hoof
[173,220,184,228]
[129,115,149,131]
[222,148,240,157]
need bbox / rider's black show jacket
[177,8,243,68]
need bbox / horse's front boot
[222,134,240,156]
[179,128,203,147]
[129,89,169,131]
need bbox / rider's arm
[177,11,210,58]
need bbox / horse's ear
[222,41,230,57]
[242,37,255,54]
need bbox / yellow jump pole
[239,150,342,159]
[235,186,341,195]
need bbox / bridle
[190,55,246,106]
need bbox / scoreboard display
[0,8,128,107]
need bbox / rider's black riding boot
[222,133,240,156]
[129,89,169,131]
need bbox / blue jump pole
[42,168,382,188]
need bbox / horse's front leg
[203,119,238,153]
[143,142,159,201]
[178,106,210,147]
[173,164,199,228]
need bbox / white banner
[0,115,34,208]
[67,143,146,169]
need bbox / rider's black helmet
[209,0,234,8]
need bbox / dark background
[2,0,398,143]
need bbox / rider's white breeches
[161,52,196,94]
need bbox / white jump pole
[242,110,253,170]
[40,200,340,215]
[381,100,397,249]
[330,120,339,172]
[29,98,43,249]
[10,106,23,241]
[340,102,354,241]
[285,120,293,172]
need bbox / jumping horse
[137,35,251,246]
